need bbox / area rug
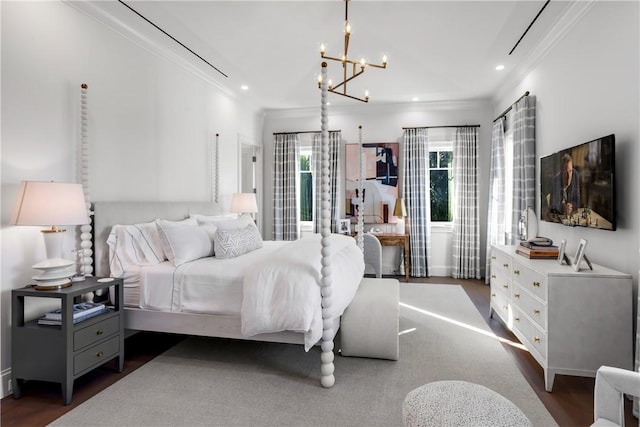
[49,284,557,426]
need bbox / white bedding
[109,221,364,350]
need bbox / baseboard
[1,368,12,398]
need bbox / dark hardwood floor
[1,277,635,427]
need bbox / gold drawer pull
[96,351,104,358]
[502,305,508,310]
[491,293,496,297]
[491,256,496,260]
[514,293,520,299]
[533,336,541,343]
[502,284,509,289]
[514,270,520,275]
[514,317,520,322]
[491,274,496,279]
[533,309,540,315]
[533,281,540,287]
[503,263,509,269]
[96,330,104,335]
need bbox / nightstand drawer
[74,335,120,375]
[74,315,119,351]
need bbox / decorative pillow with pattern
[213,223,263,259]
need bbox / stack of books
[37,302,108,326]
[516,242,559,259]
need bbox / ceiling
[106,1,572,110]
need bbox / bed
[92,201,365,362]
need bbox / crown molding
[264,98,491,120]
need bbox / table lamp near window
[230,193,258,218]
[393,198,407,234]
[11,181,90,290]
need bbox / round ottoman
[402,381,532,427]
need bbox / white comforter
[241,234,364,351]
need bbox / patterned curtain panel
[273,133,300,240]
[312,131,341,233]
[452,127,481,279]
[485,118,506,283]
[402,128,431,277]
[510,96,536,244]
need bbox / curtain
[402,128,431,277]
[510,96,536,243]
[273,133,300,240]
[452,127,480,279]
[485,118,506,283]
[312,131,341,233]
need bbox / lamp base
[32,258,76,290]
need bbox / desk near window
[355,233,410,281]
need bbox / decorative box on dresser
[11,277,124,404]
[489,245,633,392]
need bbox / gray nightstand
[11,276,124,405]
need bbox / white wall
[1,1,263,397]
[262,101,493,275]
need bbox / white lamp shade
[230,193,258,214]
[11,181,90,227]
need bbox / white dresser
[489,245,633,392]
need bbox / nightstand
[11,277,124,405]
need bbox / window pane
[429,152,438,169]
[300,154,310,172]
[430,170,452,221]
[300,172,313,221]
[439,151,453,168]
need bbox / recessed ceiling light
[495,65,505,71]
[240,85,249,91]
[412,97,419,102]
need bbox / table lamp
[393,198,407,234]
[11,181,90,290]
[230,193,258,218]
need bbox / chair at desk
[363,233,382,278]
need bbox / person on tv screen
[551,153,580,216]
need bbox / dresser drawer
[512,283,546,331]
[490,249,512,279]
[74,336,120,375]
[512,305,547,361]
[74,315,119,351]
[490,288,510,324]
[511,260,547,301]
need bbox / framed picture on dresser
[573,238,588,271]
[557,239,569,265]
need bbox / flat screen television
[539,134,615,231]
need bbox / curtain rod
[493,91,530,122]
[402,125,480,130]
[273,130,340,135]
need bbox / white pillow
[213,223,263,259]
[155,218,214,266]
[125,221,166,263]
[194,214,253,231]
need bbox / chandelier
[318,0,387,103]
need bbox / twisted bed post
[319,62,335,388]
[356,125,364,251]
[79,83,93,277]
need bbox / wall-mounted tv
[540,134,615,231]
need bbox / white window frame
[428,140,454,228]
[299,136,314,233]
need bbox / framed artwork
[557,239,569,265]
[572,238,588,271]
[345,142,399,224]
[338,219,351,235]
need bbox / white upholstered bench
[402,381,532,426]
[339,277,399,360]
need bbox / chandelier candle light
[318,0,387,102]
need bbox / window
[299,148,313,222]
[429,149,453,222]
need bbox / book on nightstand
[37,302,108,325]
[516,244,559,259]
